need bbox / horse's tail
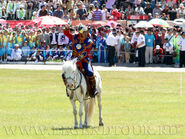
[87,97,95,126]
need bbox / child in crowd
[49,43,58,60]
[163,38,173,65]
[123,36,131,63]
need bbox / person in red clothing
[62,24,98,98]
[153,45,164,63]
[111,5,121,21]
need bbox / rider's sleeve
[64,30,74,41]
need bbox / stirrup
[94,90,98,96]
[91,90,98,98]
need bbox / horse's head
[61,59,78,89]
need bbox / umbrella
[106,20,118,28]
[29,16,67,27]
[149,18,170,28]
[134,21,153,28]
[167,20,177,27]
[0,19,7,25]
[174,19,185,27]
[91,21,107,26]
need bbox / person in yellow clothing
[7,32,15,56]
[11,32,17,48]
[35,29,42,48]
[27,30,35,49]
[2,30,10,62]
[16,30,23,48]
[0,31,3,62]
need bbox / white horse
[61,59,104,128]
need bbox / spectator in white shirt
[39,0,47,9]
[178,32,185,67]
[136,31,146,67]
[106,29,118,67]
[177,4,185,19]
[58,27,69,47]
[163,37,173,65]
[135,4,145,15]
[7,44,22,61]
[101,4,108,21]
[106,0,115,12]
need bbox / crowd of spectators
[0,0,185,68]
[0,22,185,67]
[0,23,73,63]
[0,0,185,21]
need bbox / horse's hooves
[82,124,90,128]
[99,123,104,126]
[74,126,78,129]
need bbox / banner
[2,20,91,28]
[4,20,31,28]
[127,15,149,20]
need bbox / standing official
[136,31,146,67]
[178,32,185,68]
[106,29,117,67]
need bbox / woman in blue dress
[96,33,107,63]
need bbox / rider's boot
[88,75,98,98]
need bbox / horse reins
[66,72,82,97]
[65,72,91,101]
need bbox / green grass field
[0,69,185,139]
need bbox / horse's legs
[97,94,104,126]
[83,100,88,127]
[71,100,78,129]
[79,102,83,128]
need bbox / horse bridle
[65,72,82,97]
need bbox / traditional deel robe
[64,30,94,76]
[173,35,180,64]
[96,35,107,63]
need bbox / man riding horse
[62,24,97,98]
